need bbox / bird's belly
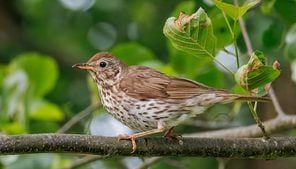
[102,94,207,131]
[99,86,207,132]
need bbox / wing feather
[119,66,224,100]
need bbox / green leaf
[29,100,64,122]
[163,8,216,58]
[11,53,59,97]
[214,0,260,20]
[246,66,280,89]
[111,42,155,65]
[235,51,280,91]
[167,4,214,78]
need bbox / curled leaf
[235,51,280,92]
[163,8,216,58]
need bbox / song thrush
[73,52,269,152]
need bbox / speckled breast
[99,85,206,132]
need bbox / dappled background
[1,0,296,168]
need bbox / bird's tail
[234,95,270,102]
[219,93,270,104]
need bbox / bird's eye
[99,61,107,68]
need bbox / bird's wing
[165,77,226,99]
[119,66,170,99]
[119,66,225,100]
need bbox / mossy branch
[0,134,296,159]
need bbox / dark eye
[99,61,107,68]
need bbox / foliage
[0,53,63,134]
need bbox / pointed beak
[72,63,95,71]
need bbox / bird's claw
[118,134,137,153]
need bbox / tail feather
[234,95,270,102]
[219,93,270,103]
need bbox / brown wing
[165,78,226,99]
[119,66,224,100]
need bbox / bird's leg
[163,126,182,140]
[164,127,175,138]
[118,122,165,153]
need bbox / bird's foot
[118,134,137,153]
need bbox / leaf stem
[233,41,240,68]
[222,11,240,68]
[233,20,240,68]
[222,12,234,38]
[247,102,269,139]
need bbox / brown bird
[73,52,269,152]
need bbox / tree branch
[0,134,296,158]
[269,88,286,116]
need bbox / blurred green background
[1,0,296,168]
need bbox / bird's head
[73,52,125,87]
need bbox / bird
[73,52,269,152]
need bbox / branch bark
[0,134,296,158]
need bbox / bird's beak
[72,63,95,71]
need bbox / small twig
[64,155,109,169]
[238,17,253,56]
[233,21,240,68]
[234,0,253,56]
[269,88,286,116]
[57,103,101,133]
[136,157,163,169]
